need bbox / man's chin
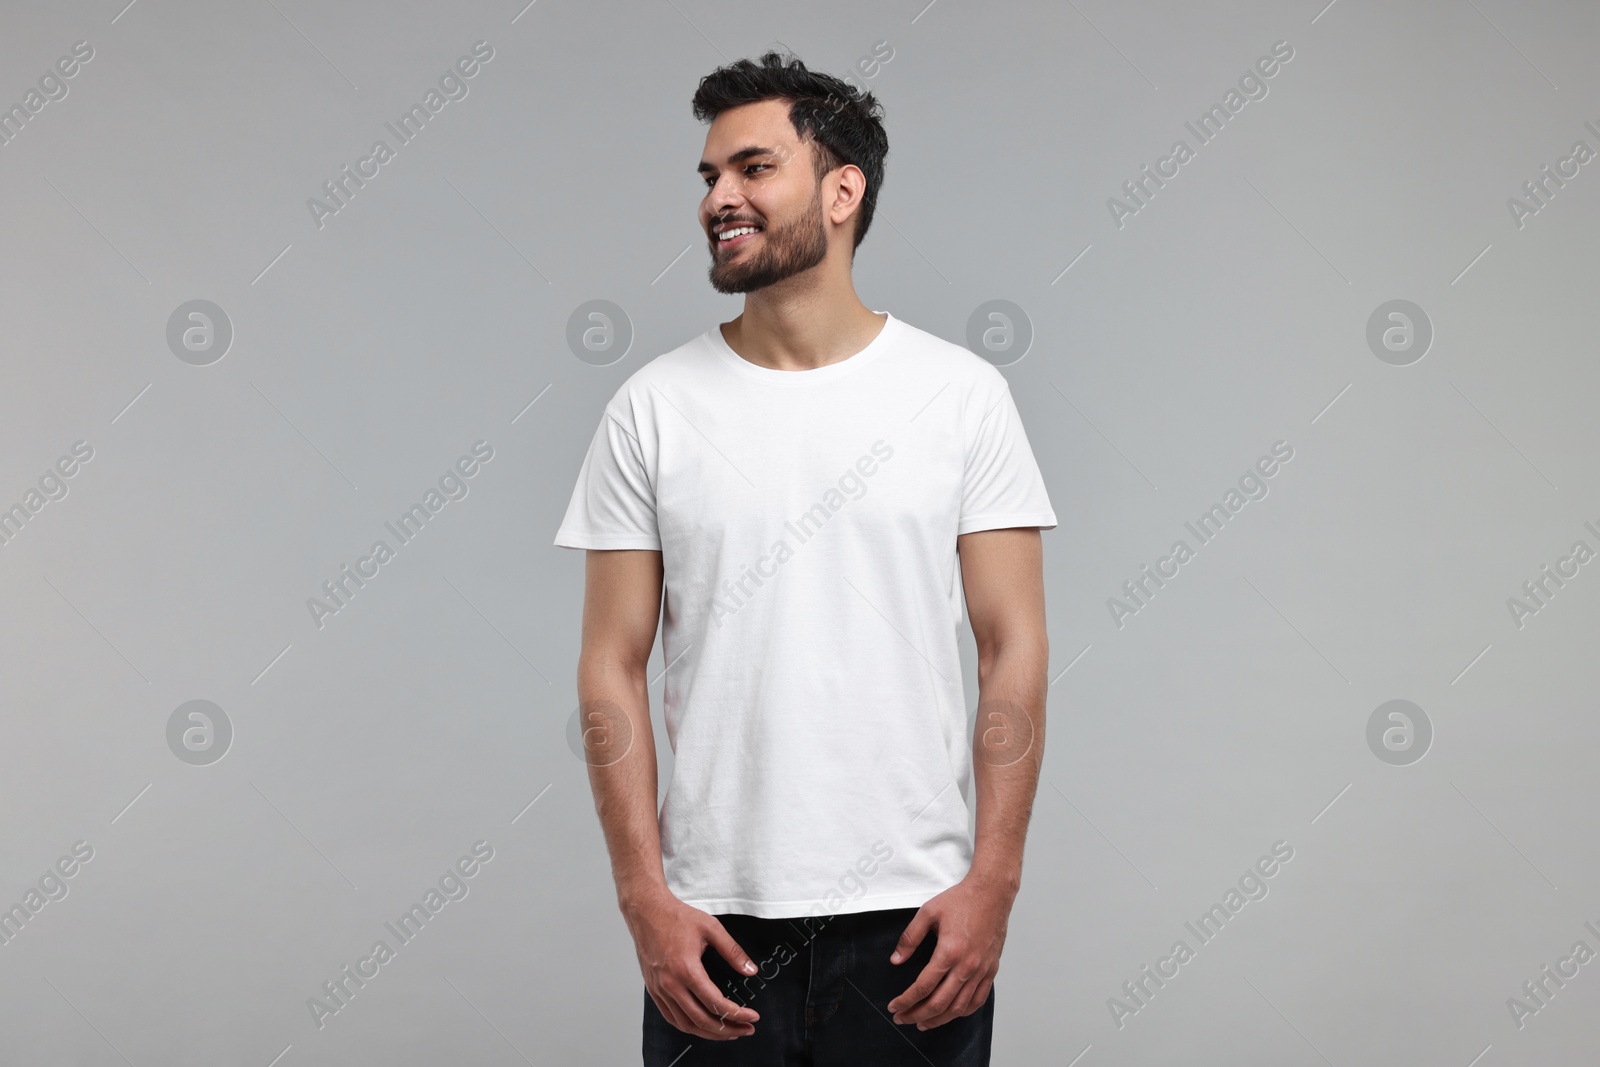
[709,277,761,294]
[709,266,772,294]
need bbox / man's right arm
[576,548,762,1041]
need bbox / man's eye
[703,163,770,188]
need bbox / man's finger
[705,920,762,984]
[889,907,933,966]
[649,988,686,1034]
[915,972,986,1029]
[887,942,951,1016]
[653,987,702,1038]
[685,962,759,1031]
[896,963,967,1025]
[667,980,745,1040]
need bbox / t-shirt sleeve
[959,379,1058,535]
[553,406,662,550]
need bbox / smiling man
[553,50,1056,1066]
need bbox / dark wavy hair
[691,50,888,254]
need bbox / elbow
[975,631,1049,685]
[577,647,652,696]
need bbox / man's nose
[706,176,747,213]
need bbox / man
[554,51,1055,1066]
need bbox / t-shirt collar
[707,310,898,385]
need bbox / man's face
[698,99,832,294]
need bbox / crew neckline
[707,310,899,385]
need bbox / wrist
[966,861,1021,897]
[617,878,673,914]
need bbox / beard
[707,184,830,294]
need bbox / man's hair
[691,50,888,253]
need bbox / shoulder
[597,328,718,423]
[888,315,1014,407]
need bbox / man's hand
[622,886,763,1040]
[886,873,1016,1029]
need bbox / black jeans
[642,907,994,1066]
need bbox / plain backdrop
[1,1,1597,1064]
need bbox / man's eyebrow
[696,146,780,174]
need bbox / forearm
[578,657,670,909]
[967,637,1048,893]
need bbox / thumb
[890,906,934,965]
[704,918,759,977]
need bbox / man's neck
[721,293,887,373]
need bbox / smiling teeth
[718,226,758,240]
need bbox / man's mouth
[714,224,762,249]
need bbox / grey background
[2,0,1597,1063]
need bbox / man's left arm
[888,526,1048,1029]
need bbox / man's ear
[828,166,866,229]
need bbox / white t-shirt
[554,310,1056,919]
